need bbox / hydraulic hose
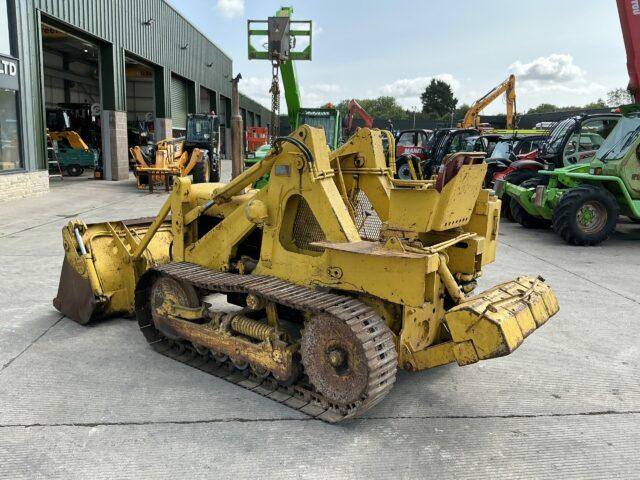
[272,136,314,165]
[195,136,314,220]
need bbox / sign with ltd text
[0,54,18,90]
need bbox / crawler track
[135,262,397,423]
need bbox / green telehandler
[247,6,341,150]
[497,105,640,245]
[245,7,341,186]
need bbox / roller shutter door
[171,75,187,130]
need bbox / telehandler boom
[54,127,558,422]
[248,7,341,148]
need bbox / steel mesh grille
[292,197,326,252]
[353,190,382,241]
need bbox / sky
[170,0,630,115]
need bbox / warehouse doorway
[41,23,102,181]
[199,86,217,116]
[170,74,188,137]
[124,55,155,170]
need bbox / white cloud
[238,76,271,96]
[216,0,244,19]
[509,54,606,101]
[295,25,320,53]
[517,81,606,96]
[380,74,460,109]
[238,76,272,109]
[309,83,340,93]
[239,78,340,113]
[300,84,340,107]
[509,54,583,82]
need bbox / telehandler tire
[501,169,542,220]
[509,177,551,229]
[552,184,619,246]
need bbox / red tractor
[395,129,433,161]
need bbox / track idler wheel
[301,314,371,406]
[150,275,200,340]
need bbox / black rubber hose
[272,136,314,165]
[200,136,313,217]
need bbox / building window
[0,0,10,55]
[0,89,21,171]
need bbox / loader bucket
[53,218,173,324]
[445,276,559,365]
[54,256,102,325]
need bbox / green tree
[583,98,607,109]
[454,103,471,123]
[420,79,458,118]
[336,96,408,122]
[527,103,561,114]
[527,100,608,114]
[606,88,634,107]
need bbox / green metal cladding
[12,0,270,170]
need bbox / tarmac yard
[0,162,639,479]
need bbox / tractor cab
[297,108,341,150]
[185,113,222,182]
[395,128,481,180]
[395,129,433,160]
[432,128,482,163]
[592,106,640,197]
[540,114,621,168]
[46,108,72,132]
[185,114,220,151]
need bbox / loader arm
[461,75,516,129]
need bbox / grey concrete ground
[0,161,639,479]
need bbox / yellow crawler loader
[53,126,559,422]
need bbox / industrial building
[0,0,270,201]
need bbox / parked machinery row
[498,106,640,245]
[495,0,640,246]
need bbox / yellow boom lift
[53,127,558,422]
[461,74,517,129]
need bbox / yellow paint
[57,126,560,374]
[49,131,90,151]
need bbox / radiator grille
[353,190,382,241]
[292,197,326,252]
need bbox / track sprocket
[301,313,390,407]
